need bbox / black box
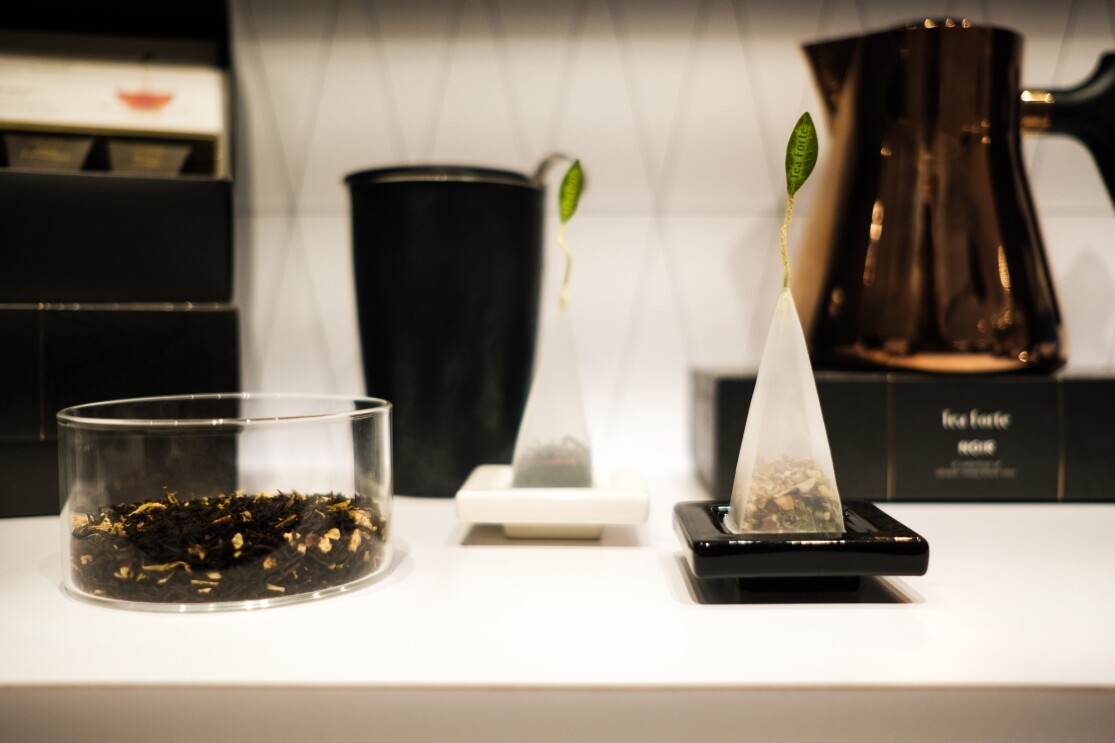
[0,2,234,302]
[0,306,240,517]
[0,172,232,302]
[692,368,1115,503]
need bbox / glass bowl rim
[57,392,391,430]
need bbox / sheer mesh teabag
[725,288,845,533]
[511,307,592,488]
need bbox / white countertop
[2,471,1114,742]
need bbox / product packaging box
[0,307,240,517]
[0,2,234,302]
[0,3,240,518]
[693,368,1115,503]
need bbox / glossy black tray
[674,500,929,583]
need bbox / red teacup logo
[117,90,174,111]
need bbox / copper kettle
[795,19,1115,373]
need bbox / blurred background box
[0,1,233,302]
[0,1,240,518]
[693,369,1115,503]
[0,306,240,518]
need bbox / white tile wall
[230,0,1115,474]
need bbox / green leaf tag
[559,159,584,224]
[784,112,818,197]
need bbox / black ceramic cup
[345,165,543,496]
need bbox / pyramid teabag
[724,288,844,533]
[512,305,593,487]
[511,159,593,488]
[724,112,845,534]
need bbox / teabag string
[725,288,845,533]
[511,304,593,488]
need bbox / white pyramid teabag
[511,158,592,488]
[725,288,845,533]
[511,306,592,487]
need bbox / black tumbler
[345,166,543,496]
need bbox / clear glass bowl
[58,393,392,612]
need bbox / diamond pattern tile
[230,0,1115,471]
[1027,0,1115,213]
[231,6,293,214]
[240,0,341,209]
[600,223,691,469]
[551,0,656,212]
[551,214,656,467]
[1043,216,1115,368]
[296,0,404,213]
[374,0,471,161]
[428,0,528,166]
[661,0,772,214]
[496,0,586,162]
[734,0,835,217]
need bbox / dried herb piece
[736,455,841,533]
[70,491,388,604]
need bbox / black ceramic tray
[674,500,929,583]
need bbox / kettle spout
[802,37,861,120]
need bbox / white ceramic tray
[455,464,649,538]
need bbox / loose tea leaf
[512,436,592,488]
[735,455,842,532]
[70,491,388,604]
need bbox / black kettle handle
[1024,53,1115,205]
